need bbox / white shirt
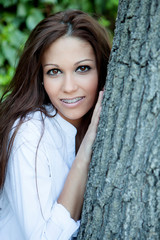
[0,106,80,240]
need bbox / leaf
[17,2,28,17]
[0,0,17,7]
[0,65,14,86]
[1,12,15,24]
[0,50,5,66]
[9,29,27,48]
[106,0,119,9]
[1,41,18,67]
[26,9,44,31]
[40,0,57,3]
[98,16,110,28]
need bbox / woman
[0,9,111,240]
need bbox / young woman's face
[42,36,98,128]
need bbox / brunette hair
[0,9,111,189]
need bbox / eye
[47,68,62,76]
[76,65,91,73]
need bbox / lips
[61,97,84,104]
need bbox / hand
[58,91,104,220]
[76,90,104,164]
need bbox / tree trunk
[77,0,160,239]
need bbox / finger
[94,91,104,113]
[91,105,102,129]
[91,91,104,123]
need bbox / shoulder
[12,110,44,136]
[9,112,43,153]
[11,105,55,137]
[10,107,64,151]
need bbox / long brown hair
[0,9,111,189]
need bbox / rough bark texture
[77,0,160,239]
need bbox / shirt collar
[45,104,77,138]
[54,113,77,138]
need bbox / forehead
[42,36,96,63]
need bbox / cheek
[44,83,57,106]
[43,79,58,98]
[44,83,52,97]
[83,79,98,110]
[87,75,99,97]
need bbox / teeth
[62,97,83,104]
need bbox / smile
[61,97,84,104]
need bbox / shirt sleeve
[5,119,80,240]
[44,202,80,240]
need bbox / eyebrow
[74,59,94,65]
[43,63,59,68]
[43,59,94,68]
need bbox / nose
[62,73,78,93]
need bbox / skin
[42,36,98,128]
[42,36,103,221]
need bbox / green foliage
[0,0,118,97]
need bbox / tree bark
[77,0,160,239]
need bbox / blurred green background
[0,0,118,97]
